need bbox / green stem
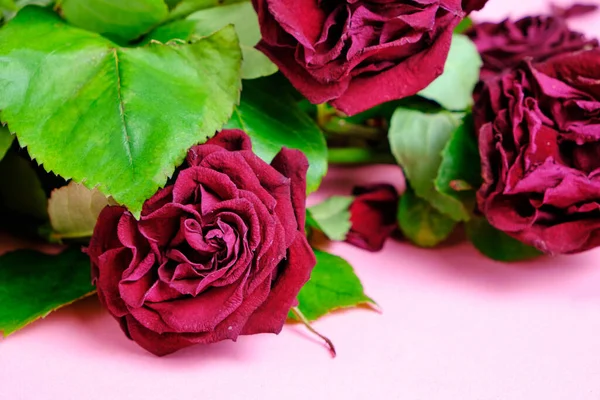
[291,307,336,358]
[327,147,396,165]
[323,118,383,139]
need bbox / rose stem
[327,147,396,165]
[290,307,337,358]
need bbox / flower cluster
[471,6,600,255]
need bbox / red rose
[462,0,488,13]
[87,130,316,356]
[474,49,600,255]
[253,0,474,116]
[468,14,598,80]
[346,184,399,252]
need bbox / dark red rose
[474,49,600,255]
[253,0,472,116]
[468,13,598,80]
[462,0,487,13]
[346,184,399,252]
[87,130,316,356]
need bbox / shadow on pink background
[2,1,600,399]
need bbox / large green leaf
[169,0,246,20]
[0,7,242,217]
[0,151,48,220]
[389,108,470,221]
[466,217,543,262]
[419,34,482,111]
[307,195,354,241]
[148,1,277,79]
[58,0,168,42]
[225,77,327,193]
[290,249,374,321]
[0,247,95,336]
[0,125,13,161]
[398,186,456,248]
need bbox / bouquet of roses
[0,0,598,357]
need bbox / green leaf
[0,0,17,11]
[48,182,111,240]
[389,107,470,221]
[436,114,481,193]
[169,0,246,20]
[0,247,95,336]
[454,17,473,34]
[59,0,168,42]
[419,34,482,111]
[164,0,181,9]
[466,217,543,262]
[0,7,242,218]
[0,125,14,161]
[225,77,328,193]
[307,195,354,241]
[398,186,456,248]
[149,1,277,79]
[290,249,374,321]
[0,152,48,220]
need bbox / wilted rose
[253,0,483,116]
[87,130,316,356]
[462,0,487,13]
[468,12,598,80]
[346,184,399,252]
[474,49,600,255]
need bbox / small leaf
[0,125,14,161]
[307,195,354,241]
[0,7,242,217]
[48,182,112,240]
[59,0,169,42]
[0,152,47,220]
[434,113,481,211]
[436,115,481,192]
[148,1,277,79]
[419,34,482,111]
[225,76,328,194]
[0,247,95,336]
[466,217,543,262]
[290,249,374,321]
[389,107,470,221]
[398,186,456,248]
[454,17,473,34]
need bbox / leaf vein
[111,48,134,172]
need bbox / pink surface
[3,1,600,399]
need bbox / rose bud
[87,130,316,356]
[474,49,600,255]
[252,0,479,116]
[346,184,399,252]
[468,13,598,80]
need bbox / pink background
[3,1,600,399]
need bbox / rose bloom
[346,184,399,252]
[87,130,316,356]
[253,0,486,116]
[468,13,598,80]
[474,49,600,255]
